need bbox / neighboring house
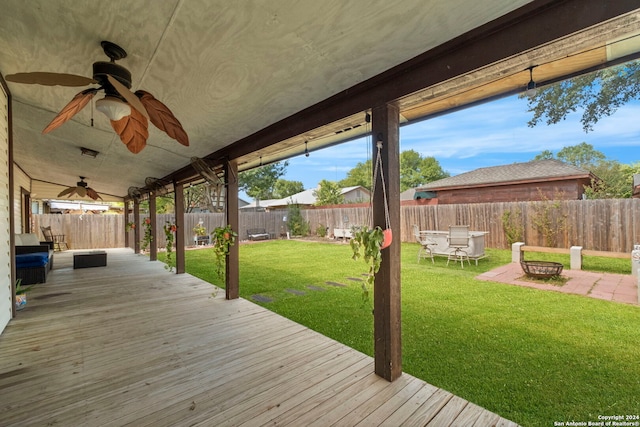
[414,159,596,204]
[633,174,640,199]
[240,186,370,211]
[400,188,438,206]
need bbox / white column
[570,246,583,270]
[512,242,525,263]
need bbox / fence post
[512,242,525,263]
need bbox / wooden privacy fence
[33,198,640,252]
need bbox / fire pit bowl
[520,260,564,279]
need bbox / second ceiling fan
[6,41,189,154]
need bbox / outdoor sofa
[15,233,54,285]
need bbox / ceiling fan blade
[111,107,149,154]
[42,88,97,134]
[57,187,76,198]
[6,72,96,87]
[86,187,102,201]
[107,75,150,120]
[135,90,189,146]
[76,186,87,198]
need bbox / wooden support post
[133,200,141,254]
[225,159,240,300]
[174,182,186,274]
[371,103,402,381]
[149,193,157,261]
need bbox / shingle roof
[416,159,591,191]
[240,186,369,209]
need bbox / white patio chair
[446,225,470,268]
[412,224,436,264]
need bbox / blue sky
[243,94,640,200]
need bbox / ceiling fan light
[96,96,131,121]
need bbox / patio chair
[446,225,470,268]
[41,226,68,251]
[412,224,436,264]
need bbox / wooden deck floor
[1,249,518,426]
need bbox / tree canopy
[533,142,605,169]
[339,159,372,189]
[399,150,450,191]
[526,61,640,199]
[313,180,344,206]
[273,179,305,199]
[339,150,449,192]
[238,161,288,200]
[526,60,640,132]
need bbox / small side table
[73,251,107,269]
[195,235,210,246]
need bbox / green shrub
[316,224,327,237]
[286,203,310,236]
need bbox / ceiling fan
[58,177,102,200]
[6,41,189,154]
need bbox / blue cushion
[16,252,49,268]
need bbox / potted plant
[211,225,238,280]
[15,279,32,311]
[193,222,208,245]
[350,225,385,301]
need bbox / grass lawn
[160,241,640,427]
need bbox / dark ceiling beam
[169,0,639,184]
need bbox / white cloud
[282,94,640,186]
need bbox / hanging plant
[163,221,177,272]
[193,223,207,236]
[126,221,135,232]
[350,225,385,301]
[141,217,153,251]
[212,225,238,280]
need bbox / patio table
[421,230,488,265]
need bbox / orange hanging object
[381,229,393,249]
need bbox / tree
[526,60,640,132]
[533,150,554,161]
[238,161,288,200]
[339,150,449,191]
[273,179,304,198]
[184,184,207,213]
[532,142,605,169]
[313,180,344,206]
[400,150,449,191]
[156,195,174,214]
[556,142,605,169]
[584,160,640,199]
[339,159,372,189]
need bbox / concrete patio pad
[477,263,638,305]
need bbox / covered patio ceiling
[2,1,640,201]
